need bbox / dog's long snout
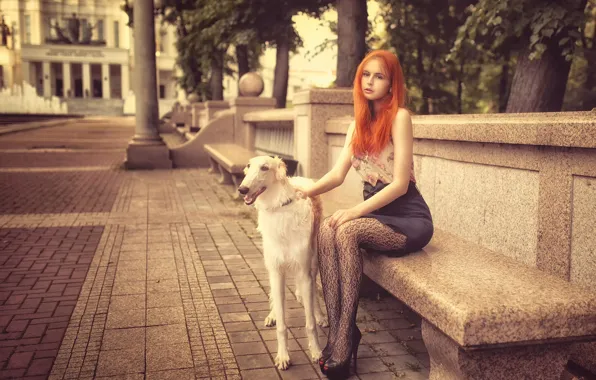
[238,186,249,195]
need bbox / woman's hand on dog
[328,208,360,229]
[294,186,311,200]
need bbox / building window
[24,15,31,44]
[97,19,104,41]
[113,21,119,48]
[159,85,165,99]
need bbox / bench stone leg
[230,174,244,200]
[217,164,233,185]
[422,321,571,380]
[208,157,218,174]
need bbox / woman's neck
[369,100,383,117]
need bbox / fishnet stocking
[318,217,407,364]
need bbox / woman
[298,50,434,378]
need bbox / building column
[125,0,171,169]
[42,61,51,97]
[156,68,160,98]
[2,65,14,89]
[82,62,91,98]
[62,62,72,98]
[121,64,130,99]
[21,61,31,86]
[102,63,111,99]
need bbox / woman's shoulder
[392,107,412,127]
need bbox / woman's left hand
[328,208,360,229]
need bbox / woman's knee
[334,220,361,248]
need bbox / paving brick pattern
[0,118,430,379]
[0,152,125,168]
[0,171,127,215]
[0,226,103,379]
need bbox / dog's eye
[246,164,250,169]
[260,165,269,171]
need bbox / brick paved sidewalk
[0,118,429,380]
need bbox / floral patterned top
[351,140,416,186]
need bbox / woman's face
[361,58,391,101]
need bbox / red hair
[351,50,407,156]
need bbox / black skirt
[360,181,434,256]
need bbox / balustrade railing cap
[326,111,596,149]
[293,88,353,106]
[229,97,276,107]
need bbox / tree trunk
[209,51,224,101]
[506,40,571,113]
[506,0,587,113]
[236,44,249,81]
[273,36,290,108]
[336,0,368,87]
[416,36,430,114]
[456,59,464,114]
[498,50,511,113]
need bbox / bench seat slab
[423,321,571,379]
[363,229,596,348]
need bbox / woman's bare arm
[304,121,356,197]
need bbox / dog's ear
[275,157,287,181]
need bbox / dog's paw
[309,348,322,363]
[264,315,276,327]
[275,352,291,370]
[316,314,329,328]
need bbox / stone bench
[318,189,596,379]
[204,143,257,191]
[360,227,596,378]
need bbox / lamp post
[125,0,171,169]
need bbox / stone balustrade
[244,108,294,158]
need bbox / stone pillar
[62,62,72,98]
[292,88,353,178]
[121,64,130,99]
[82,62,91,98]
[42,61,51,97]
[102,63,111,99]
[125,0,171,169]
[229,97,276,149]
[21,61,31,86]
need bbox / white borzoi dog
[237,155,327,370]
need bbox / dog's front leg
[269,268,290,370]
[298,269,323,363]
[311,267,328,327]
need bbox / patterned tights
[318,217,407,363]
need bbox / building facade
[0,0,178,101]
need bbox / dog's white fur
[238,156,327,370]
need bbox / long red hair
[351,50,407,156]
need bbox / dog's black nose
[238,186,249,195]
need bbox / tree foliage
[158,0,332,102]
[376,0,595,113]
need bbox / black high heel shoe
[323,326,362,379]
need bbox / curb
[0,117,84,136]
